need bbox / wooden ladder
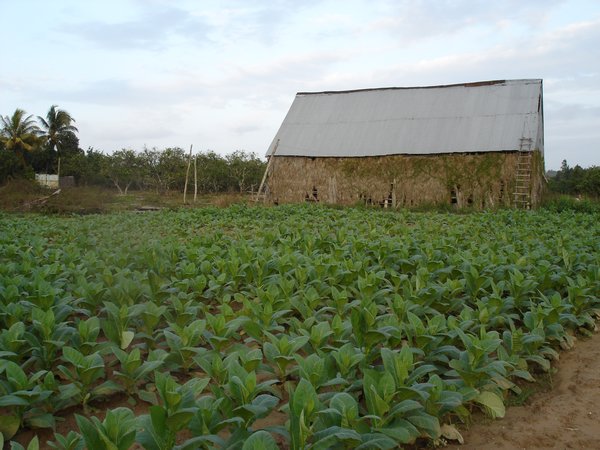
[254,139,279,203]
[513,137,533,209]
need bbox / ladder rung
[514,142,532,208]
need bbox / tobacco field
[0,205,598,449]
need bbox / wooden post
[183,144,193,204]
[255,139,279,202]
[193,155,198,202]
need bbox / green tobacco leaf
[174,435,225,450]
[138,390,158,405]
[120,331,135,350]
[329,392,359,423]
[165,410,195,432]
[311,427,361,450]
[27,413,56,430]
[5,361,28,389]
[290,379,318,418]
[241,430,279,450]
[27,436,40,450]
[376,425,413,444]
[92,380,124,397]
[0,395,29,407]
[355,433,397,450]
[475,391,505,419]
[406,413,441,439]
[0,414,20,439]
[75,414,104,450]
[136,406,178,450]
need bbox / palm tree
[0,109,42,166]
[38,105,78,176]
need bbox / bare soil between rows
[447,330,600,450]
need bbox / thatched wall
[267,151,545,209]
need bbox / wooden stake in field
[193,155,198,202]
[183,144,193,204]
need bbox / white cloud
[1,0,599,168]
[61,3,212,50]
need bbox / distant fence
[35,174,59,189]
[60,176,75,188]
[35,174,75,189]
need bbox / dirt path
[447,331,600,450]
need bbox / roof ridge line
[297,79,542,96]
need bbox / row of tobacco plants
[0,205,598,449]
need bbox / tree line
[0,107,266,194]
[548,160,600,198]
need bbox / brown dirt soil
[447,331,600,450]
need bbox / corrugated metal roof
[268,79,543,157]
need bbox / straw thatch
[267,151,545,209]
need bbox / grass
[3,178,599,215]
[0,179,251,214]
[505,370,555,407]
[541,193,600,213]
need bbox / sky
[1,0,599,170]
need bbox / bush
[542,195,600,214]
[0,150,34,184]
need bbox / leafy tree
[101,149,143,195]
[0,109,41,167]
[196,151,230,193]
[61,147,108,186]
[582,167,600,197]
[226,150,265,193]
[37,105,78,175]
[141,147,187,193]
[0,140,33,182]
[549,160,600,198]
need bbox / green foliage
[0,147,33,183]
[289,378,321,449]
[548,160,600,198]
[112,347,164,398]
[242,430,279,450]
[57,347,122,411]
[0,360,54,438]
[47,431,84,450]
[137,372,209,450]
[543,194,600,213]
[0,109,42,164]
[7,436,40,450]
[75,407,136,450]
[0,205,598,446]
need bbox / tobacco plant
[56,347,121,412]
[1,205,598,448]
[74,408,136,450]
[0,361,54,439]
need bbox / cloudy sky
[1,0,599,169]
